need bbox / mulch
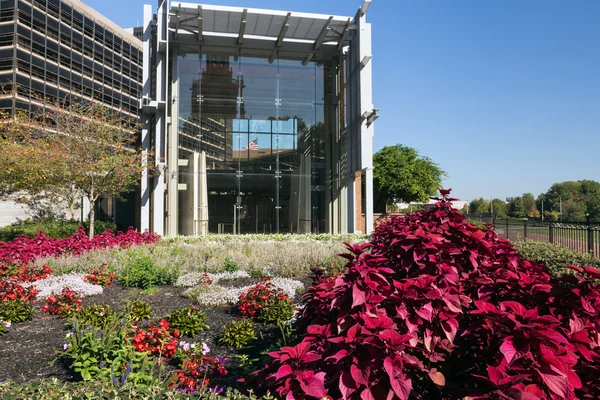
[0,276,313,385]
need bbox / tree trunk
[88,197,95,239]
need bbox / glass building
[141,1,377,236]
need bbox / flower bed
[0,227,159,265]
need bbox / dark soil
[0,276,311,385]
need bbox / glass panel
[176,48,338,235]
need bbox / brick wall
[355,171,365,233]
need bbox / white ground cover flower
[175,270,251,287]
[23,273,103,298]
[183,276,304,307]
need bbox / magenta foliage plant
[252,189,600,399]
[0,227,160,265]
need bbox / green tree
[1,101,147,238]
[469,198,489,215]
[491,199,508,218]
[373,145,446,206]
[541,180,600,221]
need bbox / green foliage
[221,257,240,273]
[0,299,34,323]
[257,298,295,325]
[0,380,277,399]
[117,251,179,289]
[125,299,153,321]
[514,240,600,278]
[373,144,447,205]
[71,304,115,328]
[53,313,158,385]
[218,319,257,348]
[165,307,209,338]
[542,180,600,222]
[0,219,118,242]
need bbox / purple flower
[210,386,225,395]
[99,360,105,368]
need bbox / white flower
[63,343,70,350]
[23,274,102,298]
[3,321,10,329]
[66,332,73,338]
[201,342,210,355]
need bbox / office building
[141,1,377,236]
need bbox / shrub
[41,287,83,317]
[237,278,293,323]
[251,189,600,399]
[56,313,157,385]
[218,319,257,348]
[0,319,8,335]
[0,279,38,302]
[221,257,240,273]
[0,227,159,265]
[0,263,52,282]
[514,240,600,278]
[84,267,116,287]
[169,343,228,393]
[125,299,153,321]
[258,298,295,325]
[0,219,118,242]
[0,298,35,323]
[72,304,115,328]
[165,307,209,338]
[117,252,178,289]
[131,319,179,359]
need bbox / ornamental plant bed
[0,277,306,388]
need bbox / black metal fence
[467,215,600,257]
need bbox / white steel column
[152,0,168,236]
[358,9,374,234]
[166,52,179,236]
[140,4,152,232]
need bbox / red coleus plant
[131,319,179,359]
[41,287,83,316]
[237,277,290,319]
[0,227,159,265]
[0,279,38,302]
[251,189,600,399]
[84,266,116,287]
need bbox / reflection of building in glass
[141,1,376,236]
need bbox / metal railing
[468,215,600,256]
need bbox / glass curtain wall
[177,49,336,234]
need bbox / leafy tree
[522,193,540,218]
[0,101,147,238]
[469,198,489,215]
[491,199,508,218]
[542,180,600,221]
[373,145,446,206]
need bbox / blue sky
[86,0,600,201]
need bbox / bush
[0,263,52,282]
[72,304,115,328]
[170,344,228,393]
[41,287,83,317]
[514,240,600,277]
[218,319,257,348]
[237,278,293,323]
[0,219,118,242]
[0,299,34,323]
[56,313,157,385]
[125,299,153,321]
[0,227,159,265]
[131,319,179,359]
[84,267,116,287]
[252,190,600,399]
[0,319,8,335]
[258,298,295,325]
[117,252,178,289]
[0,279,38,302]
[165,307,209,338]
